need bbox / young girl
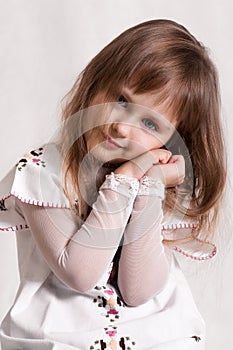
[0,19,226,349]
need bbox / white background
[0,1,233,349]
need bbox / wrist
[138,175,165,199]
[100,172,139,200]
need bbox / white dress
[0,143,216,350]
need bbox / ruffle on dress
[162,222,217,261]
[0,143,70,232]
[0,143,217,261]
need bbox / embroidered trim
[1,192,70,209]
[90,284,136,349]
[89,280,136,350]
[173,237,217,261]
[0,193,70,232]
[0,224,29,232]
[0,199,7,211]
[16,147,46,171]
[93,285,123,323]
[161,224,217,261]
[89,325,136,349]
[100,172,139,199]
[138,175,165,198]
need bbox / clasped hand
[114,149,185,188]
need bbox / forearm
[118,178,170,306]
[17,173,139,293]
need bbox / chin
[107,158,128,165]
[91,150,127,165]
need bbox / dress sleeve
[0,143,70,232]
[117,176,217,306]
[0,142,140,293]
[117,176,171,306]
[161,222,217,261]
[161,191,217,261]
[15,172,139,293]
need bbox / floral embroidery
[0,199,7,211]
[191,335,201,342]
[90,283,136,349]
[93,285,124,323]
[89,326,136,349]
[16,147,46,171]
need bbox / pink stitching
[162,224,217,260]
[0,145,71,231]
[0,224,29,232]
[8,193,70,209]
[1,195,217,261]
[174,244,217,260]
[0,192,70,208]
[0,194,11,201]
[0,193,70,233]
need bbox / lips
[104,136,123,149]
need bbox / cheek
[128,137,162,155]
[143,135,164,150]
[152,130,174,148]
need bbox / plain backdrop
[0,1,233,349]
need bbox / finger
[168,156,175,164]
[159,153,172,164]
[170,154,184,163]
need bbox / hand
[145,155,185,187]
[114,149,172,180]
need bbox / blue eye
[142,118,158,131]
[118,95,128,108]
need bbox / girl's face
[85,87,177,165]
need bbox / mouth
[103,136,123,149]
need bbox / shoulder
[16,143,60,173]
[1,143,70,209]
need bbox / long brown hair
[60,19,226,239]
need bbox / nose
[109,122,131,138]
